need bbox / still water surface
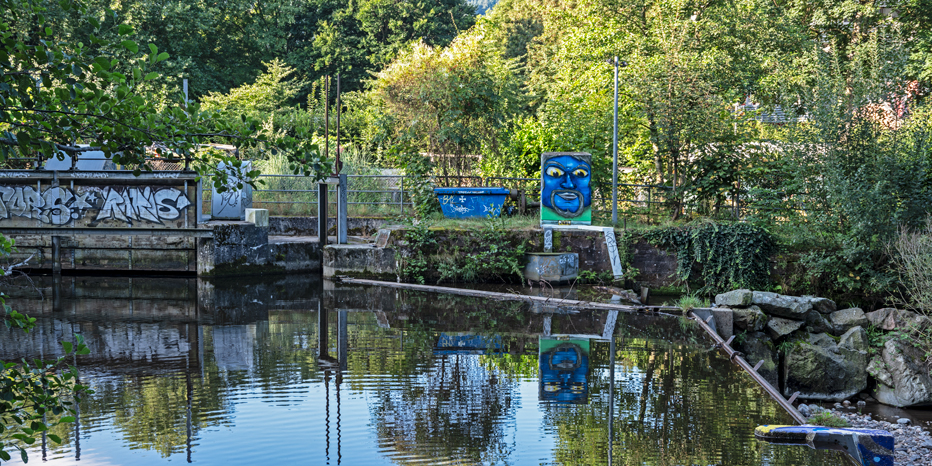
[0,274,846,465]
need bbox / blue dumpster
[434,187,510,219]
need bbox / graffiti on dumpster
[0,185,192,225]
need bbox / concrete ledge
[323,244,395,279]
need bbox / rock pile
[713,289,932,407]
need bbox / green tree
[289,0,477,96]
[372,24,521,181]
[1,0,332,185]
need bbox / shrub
[890,217,932,317]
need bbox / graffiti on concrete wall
[0,185,192,225]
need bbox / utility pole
[612,57,619,225]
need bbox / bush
[890,217,932,317]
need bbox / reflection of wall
[0,319,198,373]
[212,325,256,371]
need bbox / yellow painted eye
[573,169,589,177]
[546,167,564,177]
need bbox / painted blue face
[542,155,592,217]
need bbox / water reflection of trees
[370,353,517,465]
[545,338,845,465]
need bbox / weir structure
[0,168,350,276]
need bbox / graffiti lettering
[96,187,191,224]
[0,185,191,226]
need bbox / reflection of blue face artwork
[541,153,592,221]
[539,341,589,404]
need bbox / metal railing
[198,172,812,222]
[201,174,414,217]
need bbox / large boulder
[804,296,837,314]
[804,310,833,334]
[766,317,805,341]
[865,308,931,332]
[715,289,753,308]
[867,338,932,408]
[783,329,869,401]
[733,305,768,332]
[752,292,812,320]
[736,331,779,387]
[839,326,869,353]
[829,308,868,336]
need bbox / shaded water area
[0,274,848,465]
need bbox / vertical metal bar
[324,75,330,163]
[318,183,328,245]
[337,174,348,244]
[335,74,341,173]
[184,180,189,228]
[399,177,404,216]
[612,56,619,225]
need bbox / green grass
[808,411,850,428]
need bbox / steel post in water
[338,310,348,372]
[52,273,62,313]
[318,301,329,359]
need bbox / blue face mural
[541,153,592,224]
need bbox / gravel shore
[816,406,932,466]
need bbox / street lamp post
[611,57,619,225]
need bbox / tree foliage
[373,24,521,179]
[1,0,333,184]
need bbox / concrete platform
[323,244,396,280]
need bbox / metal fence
[200,174,687,220]
[252,174,410,217]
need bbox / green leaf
[121,40,138,54]
[144,72,158,81]
[47,434,61,444]
[61,341,72,354]
[118,24,133,35]
[156,52,169,63]
[0,450,9,461]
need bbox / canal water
[0,274,846,465]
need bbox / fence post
[399,177,404,216]
[647,187,652,217]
